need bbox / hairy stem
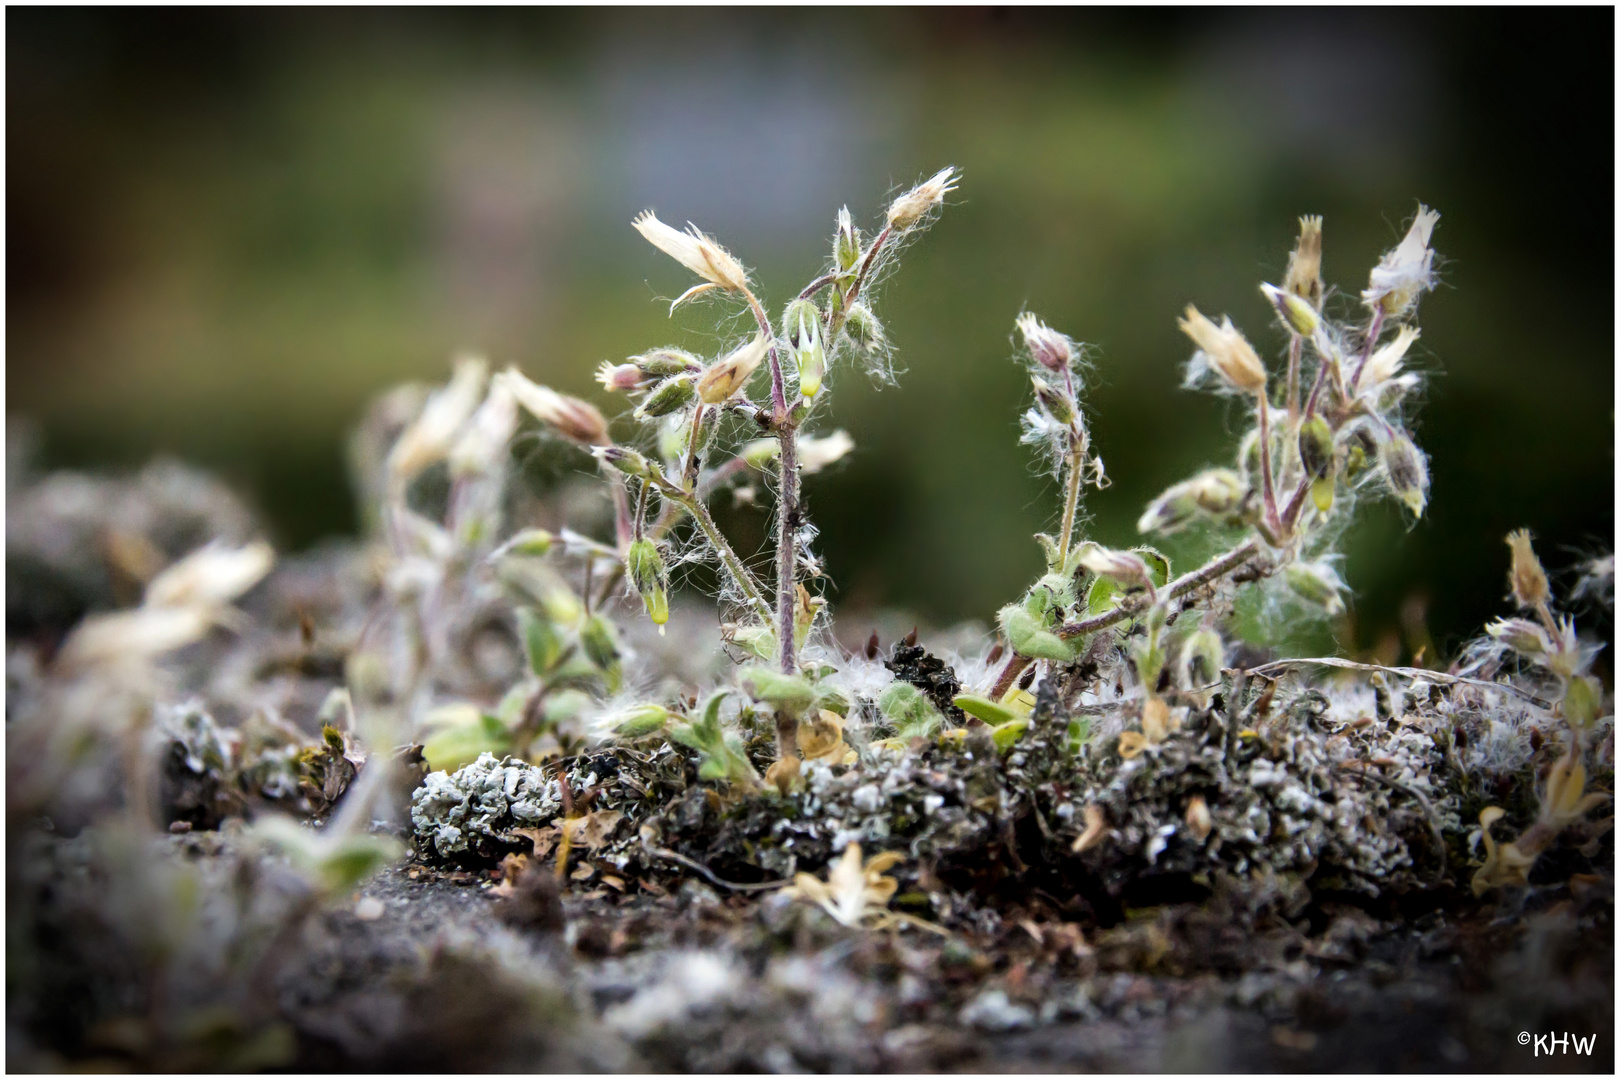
[682,405,707,491]
[775,429,801,674]
[797,271,838,301]
[668,491,772,619]
[1346,306,1385,394]
[989,651,1035,702]
[1057,440,1084,566]
[742,287,788,422]
[1059,539,1261,639]
[606,470,633,552]
[1285,334,1302,425]
[1256,389,1281,536]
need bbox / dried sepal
[783,842,903,928]
[1178,305,1267,395]
[886,166,959,230]
[631,210,749,293]
[1363,205,1440,318]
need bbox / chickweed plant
[387,174,1607,893]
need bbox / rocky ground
[7,454,1613,1073]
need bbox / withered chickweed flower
[1357,326,1420,392]
[1377,429,1430,518]
[387,355,487,483]
[696,333,770,404]
[497,369,612,447]
[1178,305,1267,395]
[1284,214,1324,308]
[886,166,960,230]
[1364,205,1440,318]
[1016,311,1077,375]
[631,210,750,302]
[1506,528,1550,611]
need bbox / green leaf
[739,666,815,714]
[518,607,564,675]
[954,693,1018,726]
[879,682,942,738]
[422,711,511,773]
[1132,547,1172,588]
[1086,576,1121,615]
[991,718,1029,751]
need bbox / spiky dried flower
[387,356,488,483]
[1016,311,1077,375]
[1356,326,1420,392]
[696,333,769,404]
[886,166,959,230]
[497,369,611,447]
[1505,529,1550,611]
[1284,214,1323,307]
[1363,205,1440,318]
[1178,305,1267,395]
[145,539,275,611]
[783,842,902,928]
[631,210,749,294]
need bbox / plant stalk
[1057,441,1084,566]
[1256,389,1281,537]
[1285,334,1302,424]
[668,490,772,619]
[1059,539,1261,639]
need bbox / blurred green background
[9,8,1613,662]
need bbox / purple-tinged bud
[1016,312,1076,374]
[591,445,662,481]
[1486,617,1553,658]
[1031,376,1076,426]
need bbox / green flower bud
[738,665,815,715]
[592,446,663,481]
[612,703,671,739]
[1191,469,1246,514]
[843,302,884,352]
[634,347,704,379]
[834,207,861,271]
[1378,430,1429,518]
[1284,561,1347,616]
[1298,416,1334,480]
[580,613,621,670]
[783,298,827,398]
[1031,377,1076,426]
[1261,282,1320,336]
[633,374,697,420]
[626,539,670,626]
[517,607,564,675]
[1310,476,1336,513]
[1563,675,1603,731]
